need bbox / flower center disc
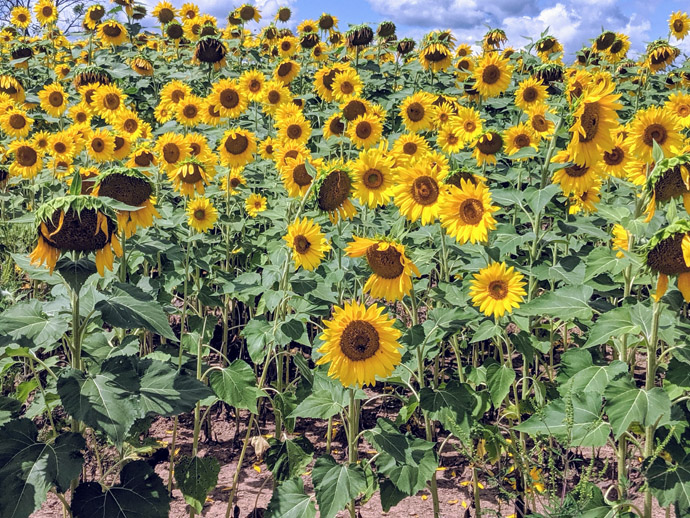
[356,121,372,139]
[482,64,500,85]
[267,90,281,104]
[340,81,354,95]
[249,80,261,93]
[343,100,366,121]
[103,24,122,37]
[402,142,418,156]
[565,164,589,178]
[655,166,688,202]
[158,8,174,23]
[220,88,239,109]
[366,243,404,279]
[293,235,311,253]
[171,90,185,103]
[292,164,313,186]
[48,91,63,107]
[603,147,624,166]
[134,152,153,167]
[43,208,112,252]
[459,198,484,225]
[340,320,380,361]
[9,113,25,129]
[104,93,120,110]
[410,175,439,206]
[163,142,180,163]
[407,102,425,122]
[364,169,383,189]
[194,209,206,220]
[674,19,684,33]
[329,118,344,135]
[477,133,502,154]
[42,6,53,17]
[287,124,303,140]
[183,104,198,118]
[531,115,548,132]
[278,62,293,77]
[100,173,152,206]
[522,87,538,103]
[225,134,249,155]
[643,123,668,147]
[318,170,351,211]
[488,280,508,300]
[16,145,37,167]
[54,142,67,154]
[180,164,204,184]
[580,103,600,142]
[514,134,531,148]
[647,233,690,275]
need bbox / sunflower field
[3,2,690,517]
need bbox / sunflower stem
[348,388,359,518]
[643,299,662,518]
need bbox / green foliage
[174,456,221,513]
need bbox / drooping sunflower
[186,196,217,233]
[245,193,267,217]
[399,92,434,133]
[352,145,395,208]
[93,168,159,238]
[218,128,256,168]
[169,158,215,197]
[8,140,43,178]
[419,40,453,73]
[393,162,443,225]
[97,20,128,46]
[439,179,498,244]
[1,108,33,138]
[316,301,402,388]
[209,79,248,119]
[665,92,690,128]
[131,56,154,76]
[347,114,383,149]
[646,220,690,302]
[346,236,420,302]
[606,34,630,62]
[646,40,680,73]
[469,262,526,319]
[155,132,190,171]
[38,83,68,117]
[551,149,603,195]
[34,0,57,25]
[514,77,548,112]
[567,81,622,167]
[628,106,684,163]
[316,164,357,224]
[451,106,483,143]
[473,131,503,166]
[30,195,122,276]
[669,11,690,41]
[643,154,690,221]
[11,7,31,28]
[473,52,512,99]
[284,217,330,271]
[503,124,540,157]
[274,59,300,85]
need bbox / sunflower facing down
[473,52,512,98]
[473,131,503,166]
[643,154,690,221]
[97,20,128,46]
[646,220,690,302]
[469,262,526,319]
[186,196,217,233]
[316,165,357,224]
[346,236,420,302]
[284,217,330,271]
[316,301,402,388]
[393,162,444,225]
[439,179,498,244]
[170,158,215,197]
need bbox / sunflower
[127,142,157,169]
[8,140,43,178]
[113,110,143,140]
[311,43,328,61]
[200,99,222,126]
[451,106,483,143]
[568,180,601,215]
[68,103,92,127]
[607,34,630,62]
[283,217,330,271]
[646,221,690,302]
[341,98,372,122]
[131,57,154,76]
[155,132,189,171]
[646,40,680,73]
[274,142,309,169]
[0,75,25,104]
[174,95,203,127]
[32,131,51,153]
[316,301,402,388]
[644,155,690,221]
[473,52,512,99]
[186,196,217,233]
[535,36,563,61]
[180,3,198,20]
[628,106,684,163]
[391,133,431,165]
[261,80,291,114]
[245,193,267,217]
[259,137,277,160]
[47,132,75,161]
[347,114,382,149]
[313,64,348,101]
[218,128,256,168]
[551,149,603,195]
[437,125,465,155]
[97,20,128,46]
[152,1,176,24]
[666,92,690,128]
[11,7,31,28]
[393,162,443,225]
[274,59,300,85]
[670,11,690,41]
[276,35,299,58]
[514,77,548,112]
[209,79,248,119]
[1,108,33,138]
[30,196,122,276]
[432,102,455,129]
[346,237,420,302]
[316,164,357,224]
[169,158,214,197]
[93,84,126,122]
[275,7,291,22]
[220,167,247,196]
[276,114,311,146]
[352,145,395,208]
[469,262,526,319]
[527,104,556,138]
[38,83,68,117]
[567,81,622,167]
[34,0,57,25]
[601,132,633,178]
[238,3,260,22]
[473,131,503,166]
[83,5,105,30]
[323,113,345,140]
[331,69,363,103]
[399,92,433,133]
[439,179,498,244]
[419,42,453,73]
[239,70,265,102]
[112,136,131,161]
[279,156,321,197]
[160,80,191,107]
[612,224,630,258]
[503,124,540,157]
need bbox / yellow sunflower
[261,80,291,114]
[152,1,176,24]
[112,136,131,161]
[200,98,222,126]
[276,35,299,58]
[568,180,601,215]
[331,69,363,103]
[504,124,540,157]
[393,163,443,225]
[451,106,483,143]
[47,132,75,161]
[155,132,190,171]
[316,301,402,388]
[514,77,548,112]
[160,80,191,107]
[68,103,92,127]
[209,79,248,119]
[97,20,128,46]
[611,224,629,258]
[239,70,266,102]
[346,236,420,302]
[276,114,312,146]
[313,64,348,101]
[284,217,330,271]
[220,168,247,196]
[666,92,690,128]
[551,149,603,195]
[473,131,503,166]
[274,59,300,85]
[245,193,267,217]
[86,129,116,162]
[527,104,556,138]
[11,7,31,28]
[8,140,43,178]
[34,0,57,25]
[628,106,684,163]
[38,83,68,117]
[186,196,217,233]
[469,262,526,319]
[279,157,321,198]
[399,92,434,133]
[1,108,33,138]
[601,132,633,178]
[175,95,204,127]
[170,158,214,197]
[439,179,498,244]
[93,84,126,122]
[347,114,382,149]
[670,11,690,40]
[437,125,465,155]
[352,145,395,208]
[473,52,512,98]
[323,113,345,140]
[391,133,431,165]
[218,128,256,168]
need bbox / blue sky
[141,0,690,56]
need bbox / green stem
[644,300,662,518]
[348,388,358,518]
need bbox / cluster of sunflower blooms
[2,0,690,391]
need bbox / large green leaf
[291,370,349,420]
[57,357,139,447]
[265,436,314,483]
[71,460,170,518]
[519,285,593,321]
[486,363,516,407]
[646,456,690,514]
[311,455,367,518]
[208,359,264,413]
[96,283,176,340]
[584,306,640,348]
[0,419,85,518]
[0,300,69,350]
[135,358,213,417]
[174,456,220,513]
[266,478,316,518]
[605,384,671,439]
[0,396,22,426]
